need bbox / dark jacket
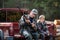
[37,21,48,33]
[19,15,37,33]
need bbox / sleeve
[19,15,31,28]
[44,22,49,32]
[19,16,26,27]
[37,22,42,32]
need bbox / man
[19,9,39,40]
[37,15,53,40]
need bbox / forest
[0,0,60,21]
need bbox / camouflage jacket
[19,15,38,33]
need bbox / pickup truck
[0,21,55,40]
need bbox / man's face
[30,12,36,18]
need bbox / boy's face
[39,17,45,23]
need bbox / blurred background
[0,0,60,21]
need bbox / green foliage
[0,0,3,8]
[7,12,21,22]
[0,0,60,21]
[32,0,60,21]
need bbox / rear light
[9,26,14,36]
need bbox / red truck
[0,8,56,40]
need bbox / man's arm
[19,16,26,27]
[19,15,31,27]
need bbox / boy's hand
[31,23,35,27]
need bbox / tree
[0,0,60,21]
[32,0,60,21]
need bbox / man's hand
[46,31,50,36]
[31,23,35,27]
[25,19,30,23]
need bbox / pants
[21,30,39,40]
[40,31,53,40]
[31,32,39,40]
